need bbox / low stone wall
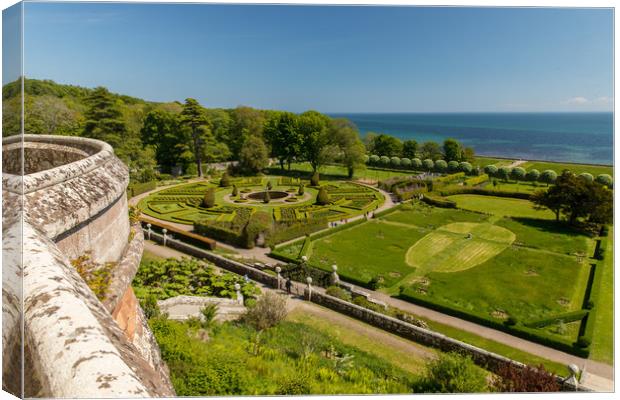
[158,295,246,322]
[306,289,580,391]
[148,231,278,287]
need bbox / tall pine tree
[180,98,210,177]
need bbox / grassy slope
[590,227,614,364]
[446,194,555,220]
[474,156,515,167]
[520,161,613,177]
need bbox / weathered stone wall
[158,295,247,322]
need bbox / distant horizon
[4,3,613,113]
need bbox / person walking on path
[285,277,292,294]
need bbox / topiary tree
[526,169,540,182]
[369,154,380,165]
[595,174,613,187]
[203,187,216,208]
[510,167,526,181]
[316,186,330,205]
[379,155,391,166]
[434,159,448,173]
[447,160,459,172]
[263,190,271,204]
[390,156,401,167]
[459,162,473,174]
[232,184,238,197]
[484,164,498,176]
[267,181,273,190]
[498,166,511,182]
[540,170,557,186]
[412,158,423,170]
[362,154,370,164]
[578,172,594,182]
[422,159,434,171]
[220,172,231,187]
[310,171,320,186]
[400,157,412,168]
[298,183,305,196]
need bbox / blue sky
[7,3,614,112]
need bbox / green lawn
[474,157,515,167]
[520,161,613,177]
[383,202,488,228]
[446,194,555,220]
[590,228,614,364]
[482,180,547,194]
[280,162,414,181]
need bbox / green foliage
[232,185,238,196]
[434,159,448,172]
[578,172,594,182]
[298,183,305,196]
[366,133,403,157]
[220,173,231,187]
[133,257,259,300]
[325,286,352,302]
[379,155,391,166]
[421,194,457,208]
[239,136,269,174]
[316,186,330,205]
[402,139,418,158]
[484,164,498,176]
[70,253,114,301]
[422,158,434,171]
[127,180,157,198]
[243,292,288,331]
[310,172,320,186]
[459,161,473,174]
[200,304,218,329]
[498,166,511,181]
[526,169,540,182]
[510,167,526,181]
[412,158,422,169]
[414,353,488,393]
[390,156,401,167]
[142,294,161,319]
[595,173,613,187]
[203,188,216,208]
[540,169,557,184]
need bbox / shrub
[232,185,238,197]
[186,163,198,176]
[243,211,272,248]
[511,167,526,181]
[379,155,391,166]
[459,161,473,174]
[203,188,216,208]
[576,336,591,348]
[526,169,540,182]
[595,174,613,187]
[316,187,330,205]
[368,275,385,290]
[298,183,305,196]
[412,158,422,169]
[400,157,412,168]
[484,164,498,176]
[127,180,157,198]
[421,194,456,208]
[463,174,488,187]
[326,286,352,302]
[200,303,218,329]
[390,156,401,167]
[362,154,370,164]
[141,294,160,319]
[243,292,288,331]
[276,375,311,395]
[540,170,557,185]
[369,154,380,165]
[504,316,518,326]
[415,352,488,393]
[434,159,448,172]
[579,172,594,182]
[220,173,231,187]
[310,172,320,186]
[447,160,459,172]
[422,159,434,171]
[267,181,273,190]
[263,190,271,204]
[492,363,560,392]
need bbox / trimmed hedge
[434,172,465,183]
[463,174,489,187]
[265,219,327,247]
[372,204,403,219]
[421,194,457,208]
[309,216,368,241]
[435,186,532,200]
[398,290,589,357]
[579,238,609,346]
[524,310,589,328]
[128,181,157,198]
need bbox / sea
[328,112,614,165]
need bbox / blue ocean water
[329,112,613,165]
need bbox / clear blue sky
[9,2,615,112]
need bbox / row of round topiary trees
[483,165,613,187]
[365,154,476,174]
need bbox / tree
[141,109,185,171]
[329,118,366,178]
[402,139,418,158]
[443,138,461,162]
[401,157,412,168]
[180,98,210,177]
[82,87,127,148]
[379,156,391,166]
[220,172,231,187]
[532,170,613,224]
[435,159,448,173]
[459,162,473,174]
[492,363,560,392]
[412,158,423,170]
[415,352,488,393]
[310,171,320,186]
[578,172,594,182]
[203,188,216,208]
[239,136,269,174]
[484,165,498,176]
[264,112,302,170]
[595,174,613,187]
[447,160,460,172]
[390,156,401,167]
[419,141,442,160]
[511,167,526,181]
[367,134,403,157]
[316,186,330,205]
[298,110,335,172]
[540,170,558,186]
[498,166,511,182]
[229,106,266,157]
[369,154,380,165]
[526,169,540,182]
[422,159,434,171]
[263,190,271,204]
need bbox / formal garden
[137,174,385,248]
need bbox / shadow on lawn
[509,217,592,238]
